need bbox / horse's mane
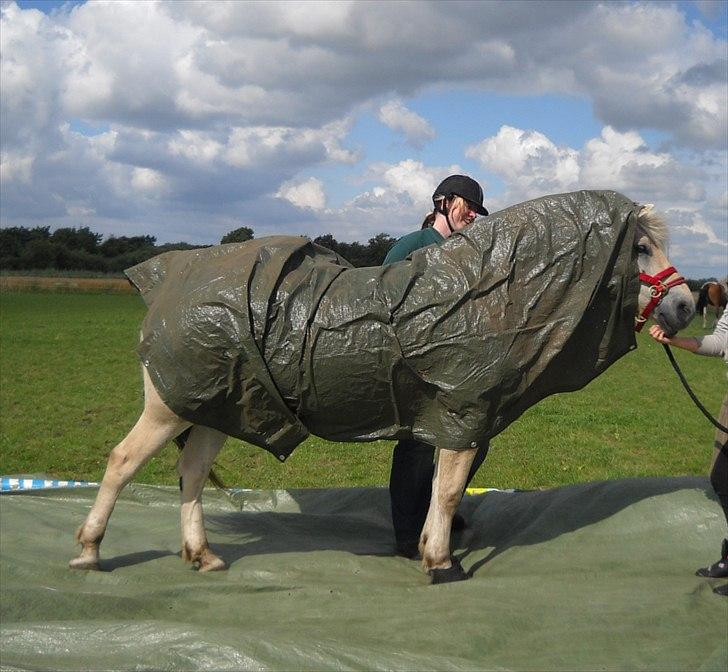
[634,204,668,251]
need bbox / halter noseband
[634,266,687,332]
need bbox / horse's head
[633,205,694,336]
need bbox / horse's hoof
[69,556,100,571]
[198,551,227,572]
[429,557,470,584]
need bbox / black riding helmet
[433,175,489,216]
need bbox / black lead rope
[662,344,728,434]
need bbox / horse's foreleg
[419,446,477,583]
[177,426,227,572]
[70,370,189,570]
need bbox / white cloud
[320,159,465,239]
[168,130,223,164]
[4,0,722,144]
[367,159,455,209]
[378,99,435,148]
[0,0,725,277]
[467,124,709,206]
[223,122,356,169]
[131,167,169,196]
[580,127,665,186]
[465,123,725,279]
[466,126,579,199]
[276,177,326,211]
[0,152,34,184]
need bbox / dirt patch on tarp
[1,477,726,671]
[126,190,639,460]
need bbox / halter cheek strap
[635,266,687,332]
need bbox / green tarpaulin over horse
[126,190,639,460]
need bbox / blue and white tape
[1,477,99,493]
[0,478,513,494]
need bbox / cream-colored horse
[70,204,694,582]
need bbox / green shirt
[383,227,445,265]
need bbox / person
[649,312,728,597]
[383,175,490,558]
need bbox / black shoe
[713,583,728,597]
[695,539,728,579]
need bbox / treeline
[0,225,397,273]
[0,226,201,274]
[0,225,718,286]
[312,233,396,267]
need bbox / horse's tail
[174,428,227,491]
[696,284,709,314]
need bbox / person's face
[449,196,478,230]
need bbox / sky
[1,0,727,279]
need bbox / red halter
[635,266,687,332]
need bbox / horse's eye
[636,243,650,255]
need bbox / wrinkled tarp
[126,190,639,460]
[1,477,726,671]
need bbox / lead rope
[662,344,728,433]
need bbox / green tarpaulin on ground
[1,476,726,671]
[126,190,639,461]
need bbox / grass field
[0,276,133,294]
[0,291,723,490]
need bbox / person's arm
[648,325,700,353]
[694,312,728,358]
[649,313,728,359]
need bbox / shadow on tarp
[205,475,715,574]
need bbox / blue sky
[2,0,727,278]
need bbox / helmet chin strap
[435,198,455,234]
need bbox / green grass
[0,292,723,490]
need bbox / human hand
[648,324,672,344]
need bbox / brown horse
[696,280,727,328]
[69,193,694,583]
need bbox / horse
[696,280,727,328]
[69,191,694,583]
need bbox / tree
[313,234,392,267]
[99,235,156,257]
[363,232,396,266]
[51,227,102,254]
[313,234,339,251]
[21,238,59,269]
[0,226,50,258]
[221,227,254,244]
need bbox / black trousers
[389,439,489,544]
[711,393,728,528]
[711,443,728,528]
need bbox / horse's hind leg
[419,446,477,583]
[177,426,227,572]
[70,369,190,570]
